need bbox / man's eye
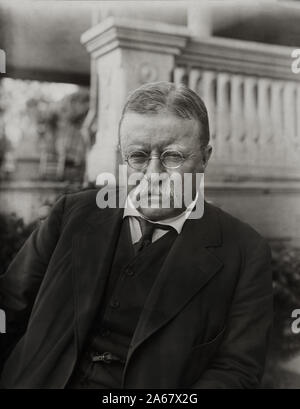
[164,152,183,161]
[165,152,182,159]
[131,152,147,158]
[129,152,148,162]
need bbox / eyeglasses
[124,150,196,170]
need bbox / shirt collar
[123,191,199,234]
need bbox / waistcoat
[66,217,177,388]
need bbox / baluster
[291,85,300,168]
[216,73,231,163]
[173,67,188,86]
[257,78,272,167]
[296,85,300,167]
[188,69,202,94]
[270,81,284,166]
[231,75,245,164]
[201,71,217,156]
[283,82,296,170]
[244,77,259,168]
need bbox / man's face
[120,111,211,221]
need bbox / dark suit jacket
[0,189,273,389]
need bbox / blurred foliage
[60,90,90,126]
[262,242,300,388]
[271,243,300,356]
[0,212,37,276]
[27,87,90,134]
[0,79,90,180]
[0,135,9,168]
[0,187,92,276]
[26,87,90,165]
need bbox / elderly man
[0,82,273,389]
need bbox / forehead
[120,111,201,149]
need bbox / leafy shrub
[262,242,300,388]
[271,243,300,356]
[0,213,37,276]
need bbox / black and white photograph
[0,0,300,393]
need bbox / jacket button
[100,328,110,337]
[124,267,134,276]
[110,299,120,308]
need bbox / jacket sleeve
[0,195,66,370]
[191,238,273,389]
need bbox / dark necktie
[133,217,172,254]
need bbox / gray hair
[118,81,210,148]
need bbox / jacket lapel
[123,202,223,382]
[72,205,123,353]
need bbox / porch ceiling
[1,1,300,85]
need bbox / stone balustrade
[174,37,300,181]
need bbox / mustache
[134,176,176,197]
[130,180,182,207]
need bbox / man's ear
[202,144,212,168]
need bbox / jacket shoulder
[206,201,270,252]
[59,188,99,225]
[64,188,98,208]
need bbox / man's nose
[145,156,164,176]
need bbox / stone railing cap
[81,16,189,57]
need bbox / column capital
[80,16,189,59]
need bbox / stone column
[187,0,213,37]
[81,17,188,183]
